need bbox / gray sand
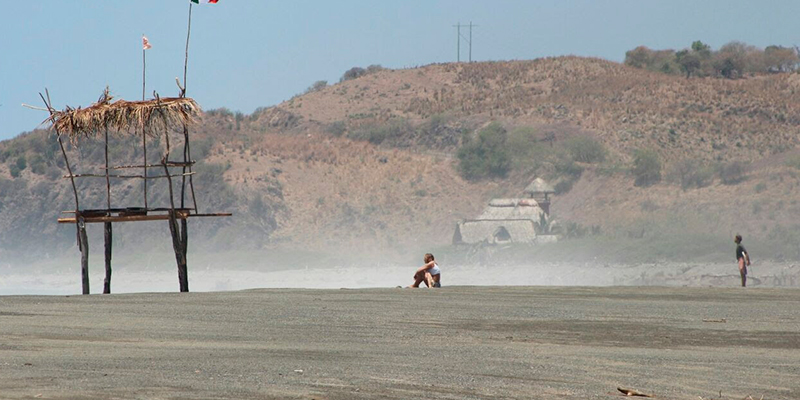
[1,287,798,399]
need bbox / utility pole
[453,22,478,63]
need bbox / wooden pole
[181,1,199,213]
[183,2,193,98]
[103,222,112,294]
[103,123,113,294]
[142,41,149,209]
[40,91,85,284]
[158,103,189,292]
[78,215,90,295]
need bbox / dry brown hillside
[213,57,800,258]
[252,57,800,162]
[3,57,800,262]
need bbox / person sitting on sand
[735,234,751,287]
[411,253,441,288]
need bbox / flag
[142,35,152,50]
[191,0,219,3]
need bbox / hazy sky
[1,0,798,140]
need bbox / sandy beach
[1,286,798,399]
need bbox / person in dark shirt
[734,234,751,287]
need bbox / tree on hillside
[625,46,652,69]
[632,149,662,187]
[340,67,366,82]
[713,41,757,78]
[764,45,799,72]
[691,40,712,57]
[457,122,511,180]
[305,80,328,94]
[676,50,701,78]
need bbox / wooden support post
[168,212,189,292]
[78,216,90,295]
[103,222,112,294]
[158,100,189,293]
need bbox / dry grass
[265,57,800,165]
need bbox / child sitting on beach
[410,253,441,288]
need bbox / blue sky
[1,0,798,140]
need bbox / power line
[453,21,478,62]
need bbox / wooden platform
[58,208,231,224]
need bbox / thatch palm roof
[453,219,537,245]
[478,198,543,220]
[524,178,555,195]
[45,91,200,142]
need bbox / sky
[1,0,799,140]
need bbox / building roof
[477,198,543,220]
[453,219,537,245]
[524,178,555,195]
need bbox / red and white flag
[142,35,152,50]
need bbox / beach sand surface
[0,286,799,399]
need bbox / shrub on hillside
[668,158,714,190]
[719,161,748,185]
[325,121,347,137]
[350,119,410,145]
[305,80,328,94]
[340,67,366,82]
[626,40,799,78]
[564,136,606,164]
[340,65,385,83]
[457,122,511,180]
[632,149,661,187]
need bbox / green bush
[29,155,46,175]
[632,149,661,187]
[9,165,22,178]
[755,182,768,193]
[325,121,347,137]
[457,122,511,180]
[668,159,714,190]
[305,80,328,94]
[350,119,409,145]
[554,178,576,195]
[14,156,27,172]
[719,161,748,185]
[564,136,606,164]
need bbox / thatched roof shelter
[524,178,555,196]
[453,219,537,245]
[477,198,544,220]
[45,91,201,142]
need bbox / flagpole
[182,0,199,214]
[142,36,148,209]
[183,2,193,97]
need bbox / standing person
[735,234,751,287]
[410,253,441,288]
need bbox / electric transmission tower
[453,21,478,62]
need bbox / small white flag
[142,35,152,50]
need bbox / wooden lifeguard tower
[38,88,230,294]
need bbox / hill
[2,56,800,266]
